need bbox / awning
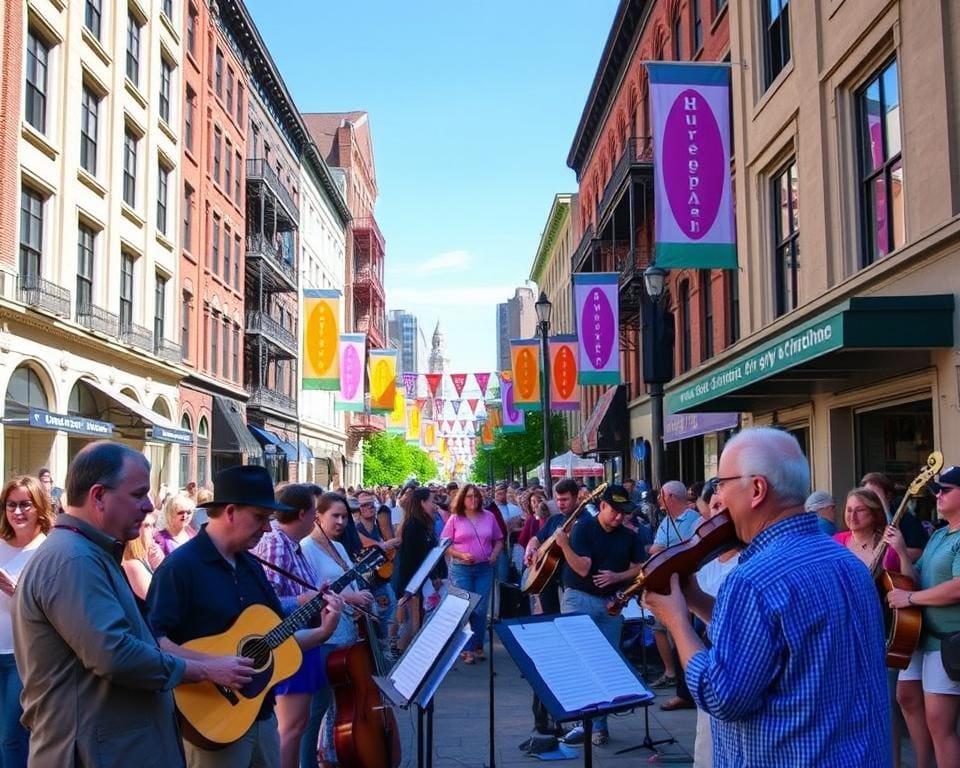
[664,412,740,443]
[296,441,313,461]
[248,425,298,461]
[666,294,955,414]
[212,396,263,460]
[81,379,192,445]
[574,384,629,454]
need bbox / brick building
[0,0,22,265]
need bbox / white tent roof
[535,450,604,480]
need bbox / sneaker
[591,730,609,746]
[651,673,677,688]
[561,725,585,745]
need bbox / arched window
[197,416,209,488]
[4,365,48,418]
[179,412,193,487]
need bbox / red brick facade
[0,1,23,268]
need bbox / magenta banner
[402,372,418,399]
[648,63,737,269]
[500,377,525,434]
[573,273,621,386]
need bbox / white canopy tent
[535,450,604,481]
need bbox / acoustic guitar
[869,451,942,669]
[175,547,385,748]
[521,483,607,595]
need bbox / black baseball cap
[600,484,635,513]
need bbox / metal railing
[245,234,297,288]
[353,216,385,249]
[246,159,299,224]
[153,337,181,364]
[354,313,385,340]
[119,320,153,352]
[18,274,70,318]
[246,385,296,416]
[245,310,297,354]
[598,136,654,224]
[77,301,119,337]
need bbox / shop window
[68,380,99,419]
[762,0,791,89]
[773,159,799,316]
[4,366,49,418]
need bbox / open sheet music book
[504,614,654,717]
[402,538,452,598]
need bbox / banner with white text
[573,273,621,386]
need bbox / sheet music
[390,592,470,700]
[508,615,650,713]
[415,626,472,707]
[403,538,452,597]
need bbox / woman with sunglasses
[0,476,55,768]
[442,483,503,664]
[154,493,197,558]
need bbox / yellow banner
[510,339,541,411]
[422,420,436,448]
[302,290,340,390]
[387,391,406,434]
[406,400,421,444]
[369,350,398,413]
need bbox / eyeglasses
[5,501,34,512]
[710,475,748,489]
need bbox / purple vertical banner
[648,63,737,269]
[573,273,621,386]
[334,334,366,412]
[500,377,525,434]
[402,372,418,400]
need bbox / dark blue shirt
[561,515,644,597]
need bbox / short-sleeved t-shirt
[916,525,960,650]
[535,513,567,545]
[441,510,503,563]
[653,508,701,549]
[561,515,644,597]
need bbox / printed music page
[390,592,470,700]
[508,615,650,713]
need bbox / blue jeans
[560,589,624,734]
[0,654,28,768]
[448,562,494,653]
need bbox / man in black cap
[557,484,644,747]
[147,465,342,767]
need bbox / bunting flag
[406,401,421,445]
[450,399,462,415]
[648,62,737,269]
[386,390,407,434]
[368,349,398,413]
[402,372,418,399]
[467,398,479,414]
[450,373,468,397]
[302,289,341,390]
[475,372,491,397]
[549,334,581,411]
[501,376,525,434]
[415,398,427,413]
[574,273,621,385]
[425,373,443,397]
[457,420,466,431]
[434,398,444,415]
[510,339,542,411]
[334,333,366,412]
[443,420,453,433]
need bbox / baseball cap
[804,490,835,513]
[600,484,635,513]
[931,465,960,493]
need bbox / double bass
[869,450,943,669]
[327,603,401,768]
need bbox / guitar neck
[869,492,914,578]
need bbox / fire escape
[348,216,387,439]
[244,159,300,426]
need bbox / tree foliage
[362,432,439,487]
[470,411,568,484]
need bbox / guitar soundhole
[239,636,272,672]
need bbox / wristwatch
[907,592,915,606]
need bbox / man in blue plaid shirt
[646,427,890,767]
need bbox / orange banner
[509,339,541,411]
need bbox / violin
[607,511,741,616]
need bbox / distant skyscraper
[495,287,536,372]
[388,309,429,373]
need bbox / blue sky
[246,0,619,374]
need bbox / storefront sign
[573,273,621,385]
[664,412,739,443]
[667,314,844,412]
[29,408,113,436]
[148,425,194,445]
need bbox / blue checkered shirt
[686,513,891,768]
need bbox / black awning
[578,384,629,454]
[212,395,264,461]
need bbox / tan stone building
[667,0,960,513]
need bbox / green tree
[362,432,440,486]
[470,411,567,484]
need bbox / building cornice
[530,194,573,284]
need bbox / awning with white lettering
[666,295,954,414]
[81,379,193,444]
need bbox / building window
[123,129,138,208]
[184,88,195,151]
[85,0,102,39]
[762,0,791,88]
[236,84,244,127]
[773,159,799,316]
[701,271,714,359]
[159,59,173,123]
[727,271,740,344]
[211,216,220,274]
[19,186,44,277]
[692,0,702,52]
[25,30,49,133]
[214,48,223,96]
[223,225,231,283]
[162,0,173,20]
[157,163,170,235]
[80,86,99,175]
[672,14,682,60]
[210,311,218,376]
[226,68,233,114]
[181,291,190,359]
[222,317,229,378]
[126,12,141,86]
[155,273,167,343]
[232,324,239,381]
[197,416,209,488]
[679,281,692,373]
[224,140,232,195]
[183,184,193,251]
[212,130,221,184]
[234,152,242,204]
[77,224,95,310]
[858,58,904,266]
[187,5,197,56]
[234,236,241,288]
[120,253,135,332]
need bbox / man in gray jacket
[13,441,252,768]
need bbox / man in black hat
[147,465,342,767]
[556,484,644,747]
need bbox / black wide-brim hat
[197,464,294,512]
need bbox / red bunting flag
[425,373,443,397]
[467,398,479,414]
[415,398,427,412]
[450,373,468,397]
[474,372,491,397]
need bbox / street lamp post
[535,291,553,498]
[641,265,671,490]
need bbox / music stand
[375,587,478,768]
[496,613,655,768]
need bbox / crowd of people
[0,429,958,767]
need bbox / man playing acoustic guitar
[147,465,342,768]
